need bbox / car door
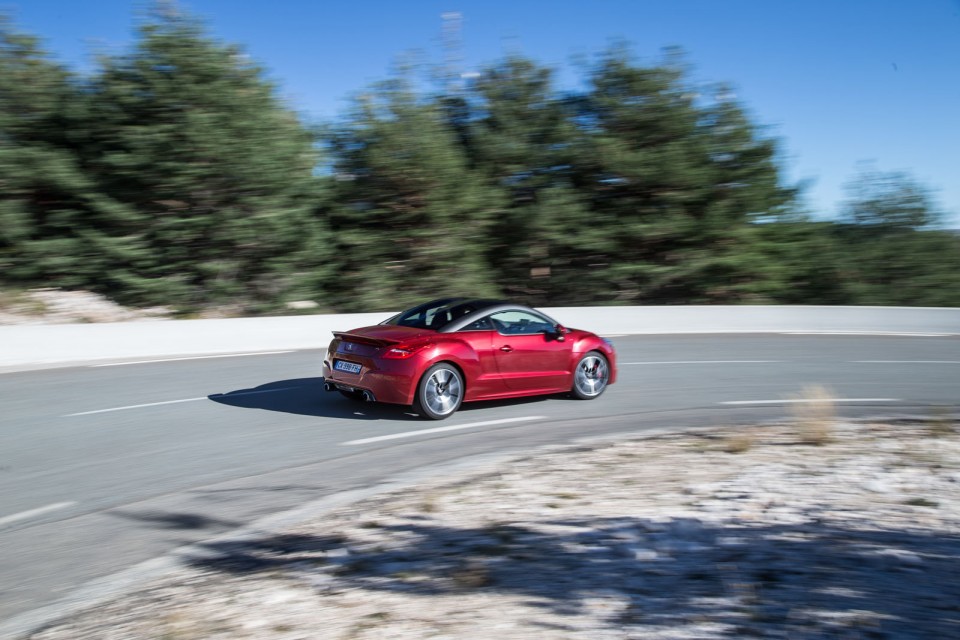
[453,315,510,398]
[488,309,571,392]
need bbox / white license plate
[334,360,362,374]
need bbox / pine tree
[563,49,797,304]
[0,17,147,296]
[834,168,960,305]
[79,7,327,310]
[452,56,586,305]
[326,75,503,311]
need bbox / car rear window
[384,299,500,330]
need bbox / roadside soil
[0,289,172,325]
[26,418,960,640]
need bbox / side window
[426,309,451,330]
[489,310,555,335]
[458,316,493,331]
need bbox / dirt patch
[27,420,960,639]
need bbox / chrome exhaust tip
[361,390,375,402]
[323,381,335,392]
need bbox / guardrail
[1,306,958,369]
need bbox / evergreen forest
[2,9,958,315]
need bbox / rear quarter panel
[416,332,506,402]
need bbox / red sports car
[322,298,617,419]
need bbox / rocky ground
[0,288,320,324]
[0,289,172,325]
[26,418,960,639]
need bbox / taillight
[382,343,429,359]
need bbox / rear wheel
[571,351,609,399]
[413,363,464,420]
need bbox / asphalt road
[1,334,958,630]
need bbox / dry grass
[790,384,836,445]
[419,492,439,513]
[724,431,755,453]
[0,288,47,316]
[450,561,492,589]
[927,407,956,438]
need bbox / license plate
[334,360,362,374]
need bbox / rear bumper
[322,358,416,405]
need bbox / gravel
[25,419,960,639]
[0,289,171,325]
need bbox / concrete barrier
[1,306,958,369]
[542,305,960,337]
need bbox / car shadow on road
[208,378,419,421]
[209,377,556,420]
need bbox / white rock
[632,548,660,561]
[286,300,319,310]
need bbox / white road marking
[623,360,780,365]
[64,387,301,417]
[854,360,960,364]
[722,398,899,406]
[342,416,548,446]
[781,332,951,337]
[0,502,76,527]
[90,351,295,367]
[65,397,207,416]
[624,359,960,366]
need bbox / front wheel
[571,351,610,399]
[413,363,464,420]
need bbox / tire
[413,363,464,420]
[571,351,610,399]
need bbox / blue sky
[8,0,960,226]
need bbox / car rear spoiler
[332,332,399,347]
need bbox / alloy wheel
[573,353,608,398]
[420,366,463,418]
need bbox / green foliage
[1,8,957,313]
[452,57,582,304]
[459,50,797,305]
[0,19,149,298]
[76,9,328,310]
[326,76,503,311]
[830,169,960,306]
[842,165,939,230]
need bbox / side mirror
[553,324,567,342]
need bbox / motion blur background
[2,0,959,317]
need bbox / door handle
[499,345,513,352]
